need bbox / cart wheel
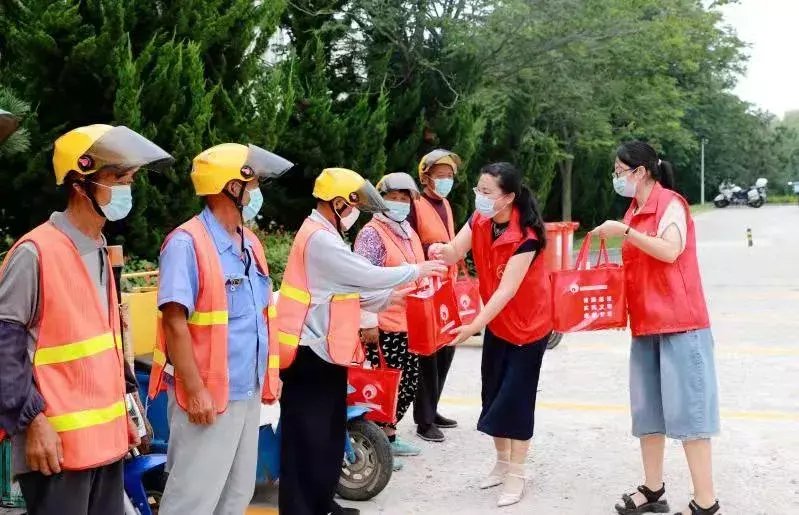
[547,332,564,350]
[337,418,393,501]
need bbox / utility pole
[700,138,707,205]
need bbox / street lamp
[700,138,707,205]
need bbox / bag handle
[418,276,442,295]
[575,233,593,270]
[575,232,612,270]
[596,238,610,267]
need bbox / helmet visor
[349,181,389,213]
[84,126,174,172]
[377,173,420,198]
[244,144,294,181]
[421,149,462,173]
[0,110,19,145]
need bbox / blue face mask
[94,184,133,221]
[474,192,498,218]
[243,188,264,222]
[612,176,637,198]
[433,178,454,198]
[384,200,411,222]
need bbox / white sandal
[479,460,510,489]
[497,472,526,507]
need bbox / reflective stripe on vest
[276,216,363,368]
[622,184,710,336]
[33,333,122,366]
[365,219,424,333]
[0,222,128,470]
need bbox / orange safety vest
[148,217,281,412]
[411,195,457,280]
[0,223,127,470]
[622,183,710,336]
[276,217,362,369]
[364,218,424,333]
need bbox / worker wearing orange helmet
[0,124,173,515]
[406,149,462,443]
[152,143,293,514]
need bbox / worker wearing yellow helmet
[277,168,447,515]
[0,124,172,514]
[153,143,293,515]
[407,148,462,443]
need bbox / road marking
[246,507,278,514]
[559,343,799,357]
[439,397,799,421]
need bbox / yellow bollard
[746,227,753,247]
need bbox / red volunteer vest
[276,216,363,369]
[622,183,710,336]
[411,195,458,280]
[148,217,281,411]
[471,209,553,344]
[0,223,127,470]
[363,218,425,333]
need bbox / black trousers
[413,344,455,428]
[17,460,124,515]
[279,346,347,515]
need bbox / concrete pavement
[337,205,799,514]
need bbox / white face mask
[475,191,509,218]
[339,207,360,231]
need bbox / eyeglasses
[473,187,501,198]
[611,166,638,179]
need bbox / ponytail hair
[479,162,547,248]
[616,141,676,191]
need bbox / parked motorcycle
[123,451,167,515]
[713,178,767,208]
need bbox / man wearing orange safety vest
[0,125,174,514]
[150,143,293,514]
[406,149,462,443]
[277,168,446,515]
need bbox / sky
[718,0,799,118]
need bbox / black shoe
[330,501,360,515]
[416,424,445,442]
[615,484,670,514]
[674,500,720,515]
[434,413,458,428]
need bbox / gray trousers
[159,388,261,515]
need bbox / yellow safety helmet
[190,143,294,196]
[417,149,462,178]
[53,124,174,185]
[0,109,19,145]
[313,168,388,213]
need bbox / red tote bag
[406,278,462,355]
[453,262,481,325]
[347,343,402,425]
[551,233,627,332]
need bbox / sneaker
[391,437,421,457]
[416,424,445,442]
[393,457,404,471]
[434,413,458,429]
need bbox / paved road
[4,205,797,514]
[337,205,799,514]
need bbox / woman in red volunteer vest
[595,141,720,515]
[354,172,426,467]
[431,162,552,508]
